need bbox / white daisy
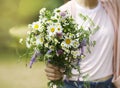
[31,22,42,32]
[53,8,60,16]
[19,38,23,44]
[39,8,46,14]
[72,40,79,48]
[26,37,31,48]
[36,36,44,45]
[71,50,80,58]
[44,43,49,48]
[47,25,57,36]
[49,45,55,50]
[46,20,53,24]
[56,23,63,33]
[61,37,73,48]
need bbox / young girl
[45,0,120,88]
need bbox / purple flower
[29,50,41,68]
[47,50,52,54]
[56,32,63,38]
[81,38,87,46]
[57,49,63,55]
[79,38,87,48]
[47,59,51,63]
[60,11,66,17]
[81,46,84,54]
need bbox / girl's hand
[45,63,63,81]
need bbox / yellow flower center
[50,46,54,50]
[58,28,60,31]
[65,39,71,44]
[39,38,44,42]
[51,28,55,32]
[34,24,39,29]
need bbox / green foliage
[0,0,64,52]
[18,0,64,23]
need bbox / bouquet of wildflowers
[23,8,98,88]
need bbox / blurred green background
[0,0,66,88]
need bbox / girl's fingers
[45,63,63,80]
[47,63,59,71]
[46,72,63,78]
[47,77,61,81]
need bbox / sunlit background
[0,0,68,88]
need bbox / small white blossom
[44,43,49,48]
[26,38,31,48]
[39,8,46,14]
[36,36,44,45]
[72,40,79,48]
[49,45,55,50]
[19,38,23,44]
[56,23,63,33]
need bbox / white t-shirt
[60,0,114,81]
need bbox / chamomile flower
[44,43,49,48]
[46,20,53,25]
[76,33,81,37]
[26,37,31,48]
[49,45,55,50]
[71,50,80,58]
[53,8,60,16]
[36,36,44,45]
[32,22,41,30]
[39,8,46,14]
[26,42,31,48]
[54,38,59,45]
[61,37,73,48]
[56,23,63,33]
[19,38,23,44]
[47,25,57,36]
[72,40,79,48]
[81,54,86,59]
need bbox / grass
[0,53,48,88]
